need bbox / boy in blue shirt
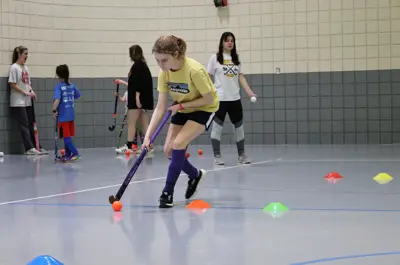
[52,64,82,162]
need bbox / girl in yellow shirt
[142,35,219,208]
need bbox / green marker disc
[263,202,289,217]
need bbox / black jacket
[127,60,154,110]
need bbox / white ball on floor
[0,152,4,157]
[250,96,257,103]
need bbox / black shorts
[215,99,243,124]
[171,111,215,131]
[127,101,139,110]
[127,101,154,111]
[127,92,154,111]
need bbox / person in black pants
[207,32,256,165]
[115,45,154,154]
[8,46,48,155]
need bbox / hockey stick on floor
[54,118,62,162]
[31,98,40,151]
[109,110,172,204]
[108,80,120,131]
[116,111,127,150]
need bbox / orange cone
[324,172,343,179]
[186,199,211,209]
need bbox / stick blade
[109,195,118,204]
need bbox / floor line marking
[0,158,281,206]
[290,251,400,264]
[280,158,400,162]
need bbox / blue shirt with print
[53,82,81,122]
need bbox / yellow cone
[373,173,393,184]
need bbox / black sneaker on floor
[159,191,174,208]
[185,169,206,200]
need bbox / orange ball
[185,153,190,158]
[125,150,130,156]
[197,149,203,155]
[112,201,122,212]
[60,149,65,155]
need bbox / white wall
[1,0,400,78]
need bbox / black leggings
[12,106,37,152]
[210,99,245,156]
[214,99,243,125]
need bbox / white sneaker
[25,148,41,155]
[214,155,224,165]
[115,145,132,155]
[238,154,251,164]
[39,148,49,155]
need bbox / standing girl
[143,35,219,208]
[207,32,256,165]
[115,80,145,152]
[115,45,154,154]
[52,64,82,162]
[8,46,48,155]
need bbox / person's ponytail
[152,35,187,58]
[11,46,27,64]
[176,37,187,58]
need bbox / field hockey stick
[109,110,172,204]
[54,117,62,162]
[31,98,40,151]
[116,111,128,149]
[108,80,120,131]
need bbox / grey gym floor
[0,145,399,265]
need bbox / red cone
[324,172,343,179]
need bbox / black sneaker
[185,169,206,200]
[159,191,174,208]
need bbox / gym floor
[0,144,399,265]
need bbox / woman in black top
[116,45,154,154]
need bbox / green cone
[263,202,289,217]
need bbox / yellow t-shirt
[157,57,219,113]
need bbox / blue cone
[27,255,64,265]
